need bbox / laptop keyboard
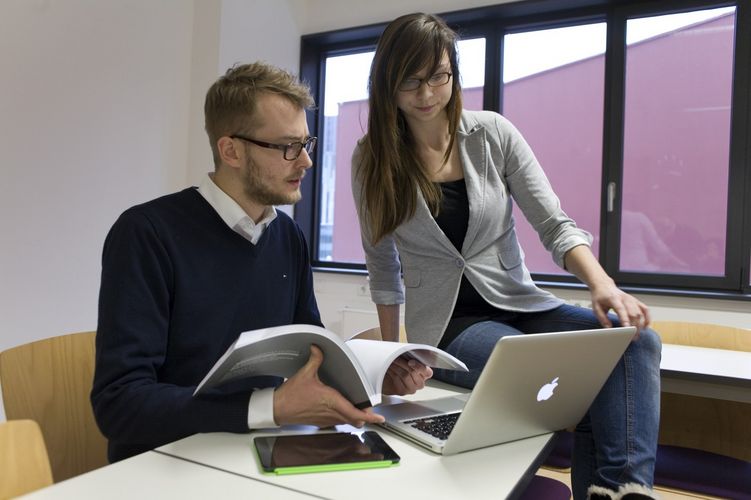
[404,412,461,440]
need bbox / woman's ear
[217,136,243,169]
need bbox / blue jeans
[432,304,661,499]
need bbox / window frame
[297,0,751,300]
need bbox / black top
[92,188,321,462]
[434,180,507,348]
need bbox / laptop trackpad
[375,394,469,420]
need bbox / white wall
[0,0,748,423]
[186,0,308,186]
[0,0,201,420]
[186,0,222,187]
[0,0,308,350]
[313,272,751,339]
[300,0,520,34]
[0,0,194,354]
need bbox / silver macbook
[374,326,637,455]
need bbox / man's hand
[273,345,385,428]
[590,282,651,331]
[382,356,433,396]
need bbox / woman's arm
[376,303,401,342]
[564,245,651,330]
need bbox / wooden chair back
[0,331,109,482]
[0,419,53,498]
[652,321,751,461]
[652,320,751,351]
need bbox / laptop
[374,326,637,455]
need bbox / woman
[351,12,661,500]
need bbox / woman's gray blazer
[351,110,592,347]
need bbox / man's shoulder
[110,188,206,236]
[119,188,201,220]
[129,187,199,211]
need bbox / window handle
[607,182,617,213]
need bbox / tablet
[253,431,400,475]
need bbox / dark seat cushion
[655,444,751,499]
[544,431,573,469]
[542,433,751,499]
[519,475,572,500]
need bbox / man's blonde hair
[204,62,314,166]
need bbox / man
[91,62,430,462]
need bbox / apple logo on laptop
[536,377,559,402]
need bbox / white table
[157,381,555,500]
[26,342,749,499]
[20,381,554,500]
[660,343,751,403]
[156,431,553,500]
[20,449,312,499]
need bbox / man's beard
[242,157,301,207]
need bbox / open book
[193,324,468,408]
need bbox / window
[319,50,373,264]
[298,0,751,298]
[620,8,735,277]
[502,23,607,275]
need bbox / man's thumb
[304,344,324,373]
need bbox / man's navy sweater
[91,188,321,462]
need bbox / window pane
[502,23,606,275]
[620,7,735,276]
[318,39,486,264]
[320,51,373,264]
[459,38,485,111]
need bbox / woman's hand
[381,356,433,396]
[564,245,651,332]
[590,282,651,331]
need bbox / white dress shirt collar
[197,173,277,244]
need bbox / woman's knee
[628,327,662,367]
[637,327,661,354]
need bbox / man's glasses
[230,135,317,161]
[398,72,452,92]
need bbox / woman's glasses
[398,72,452,92]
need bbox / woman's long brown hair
[357,13,463,244]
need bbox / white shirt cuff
[247,387,278,429]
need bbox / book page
[194,325,378,407]
[345,339,467,399]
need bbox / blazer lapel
[409,189,459,255]
[398,114,489,258]
[459,119,488,255]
